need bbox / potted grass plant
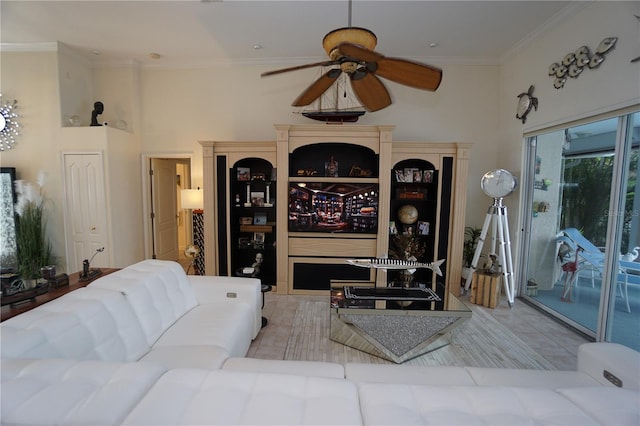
[462,226,481,282]
[14,173,52,287]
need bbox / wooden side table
[470,271,502,308]
[1,268,119,322]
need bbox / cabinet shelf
[289,177,378,184]
[240,224,274,233]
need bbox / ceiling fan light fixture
[262,16,441,114]
[323,27,377,57]
[340,61,359,74]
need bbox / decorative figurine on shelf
[251,252,263,277]
[482,253,500,275]
[242,252,263,277]
[325,156,338,177]
[90,101,104,126]
[79,247,104,281]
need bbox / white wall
[528,130,565,290]
[2,52,500,271]
[58,43,94,127]
[499,1,640,184]
[0,51,70,271]
[1,1,637,272]
[93,65,139,133]
[498,1,640,282]
[136,62,500,220]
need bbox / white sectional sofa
[2,259,639,425]
[1,259,262,369]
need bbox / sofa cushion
[466,366,600,387]
[189,275,262,339]
[90,259,198,345]
[1,358,166,425]
[139,345,230,370]
[345,363,475,385]
[1,287,149,361]
[357,383,610,425]
[153,302,254,357]
[122,369,363,425]
[223,358,345,378]
[557,386,640,425]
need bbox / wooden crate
[470,272,502,308]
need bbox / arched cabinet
[200,141,278,285]
[229,157,277,286]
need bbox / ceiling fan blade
[292,68,342,106]
[376,58,442,91]
[261,60,338,77]
[338,42,442,91]
[337,42,382,62]
[350,71,392,112]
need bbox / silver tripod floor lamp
[464,169,518,306]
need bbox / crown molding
[1,42,500,69]
[0,42,58,53]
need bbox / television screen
[288,182,378,233]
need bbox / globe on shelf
[397,204,419,225]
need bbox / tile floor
[177,257,591,370]
[250,291,591,370]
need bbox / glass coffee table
[330,282,472,363]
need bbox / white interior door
[151,158,179,260]
[63,153,109,273]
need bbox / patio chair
[561,228,635,312]
[617,261,638,313]
[562,228,605,254]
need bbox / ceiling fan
[261,3,442,113]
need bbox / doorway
[141,154,193,263]
[519,110,640,351]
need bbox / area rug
[284,300,556,369]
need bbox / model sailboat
[299,73,366,123]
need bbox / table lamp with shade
[180,187,204,274]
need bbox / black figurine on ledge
[79,247,104,281]
[90,101,104,126]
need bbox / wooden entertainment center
[201,125,470,304]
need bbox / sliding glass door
[520,110,640,351]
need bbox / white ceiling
[1,1,574,68]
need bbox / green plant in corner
[463,226,482,268]
[14,172,53,280]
